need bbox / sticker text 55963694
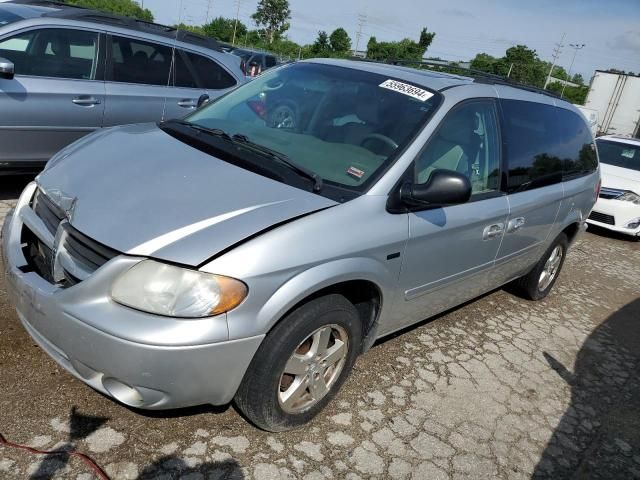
[379,79,434,102]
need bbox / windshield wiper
[231,134,324,192]
[167,120,232,141]
[163,121,323,192]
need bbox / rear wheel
[234,294,361,432]
[514,233,568,300]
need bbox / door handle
[483,223,505,240]
[507,217,526,233]
[178,99,197,108]
[72,96,101,106]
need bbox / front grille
[599,187,625,200]
[588,211,615,225]
[32,188,66,236]
[22,188,119,287]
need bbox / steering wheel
[361,133,399,154]
[268,103,297,129]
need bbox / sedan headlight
[111,260,247,318]
[619,192,640,205]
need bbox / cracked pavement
[0,177,639,479]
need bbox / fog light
[625,218,640,229]
[102,378,144,407]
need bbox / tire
[514,233,568,301]
[234,294,362,432]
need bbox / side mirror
[0,57,15,80]
[400,169,472,207]
[197,94,210,108]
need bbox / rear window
[596,140,640,172]
[501,100,597,193]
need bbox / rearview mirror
[400,169,472,208]
[197,94,210,108]
[0,57,15,80]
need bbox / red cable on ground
[0,432,110,480]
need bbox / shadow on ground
[586,224,639,243]
[137,457,244,479]
[0,175,35,201]
[533,299,640,479]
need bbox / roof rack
[8,0,222,52]
[354,57,561,99]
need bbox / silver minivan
[2,59,600,431]
[0,0,244,173]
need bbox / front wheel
[234,294,361,432]
[513,233,568,300]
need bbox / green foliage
[329,28,351,54]
[312,31,330,55]
[64,0,153,21]
[366,27,435,61]
[572,73,584,85]
[252,0,291,44]
[546,81,589,105]
[202,17,247,43]
[471,45,554,88]
[173,23,204,35]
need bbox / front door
[389,99,509,331]
[0,27,105,168]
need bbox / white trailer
[584,71,640,138]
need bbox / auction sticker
[379,79,434,101]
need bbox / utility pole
[544,32,566,89]
[562,43,586,98]
[232,0,241,46]
[353,13,367,57]
[205,0,213,24]
[507,63,514,78]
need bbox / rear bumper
[1,183,264,409]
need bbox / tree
[312,31,330,55]
[202,17,247,43]
[419,28,435,50]
[64,0,153,21]
[329,28,351,54]
[173,23,204,35]
[252,0,291,44]
[546,82,589,105]
[572,73,585,85]
[366,27,435,61]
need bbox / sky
[143,0,640,78]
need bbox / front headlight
[111,260,247,318]
[619,192,640,205]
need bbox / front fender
[226,257,396,343]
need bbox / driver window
[415,100,500,194]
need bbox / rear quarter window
[501,99,597,193]
[185,51,236,90]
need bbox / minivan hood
[37,124,337,266]
[600,163,640,194]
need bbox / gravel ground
[0,176,639,480]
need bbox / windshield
[596,139,640,172]
[184,62,440,193]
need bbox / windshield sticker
[347,166,365,179]
[379,79,434,101]
[622,149,636,159]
